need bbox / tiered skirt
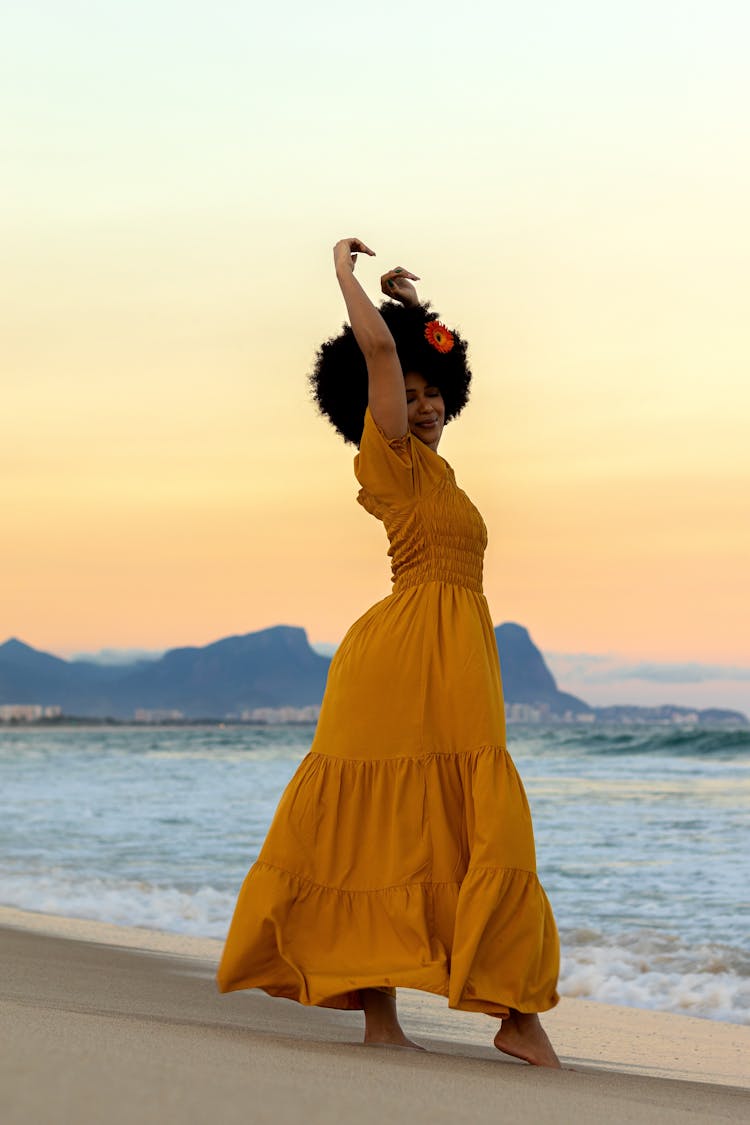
[218,582,559,1015]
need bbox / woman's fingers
[351,238,376,256]
[381,266,420,284]
[333,237,376,273]
[380,266,420,297]
[335,237,375,257]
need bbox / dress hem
[217,976,559,1019]
[217,862,560,1016]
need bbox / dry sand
[1,905,748,1125]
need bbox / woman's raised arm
[333,238,418,440]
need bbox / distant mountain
[0,628,330,719]
[1,626,746,724]
[107,628,330,716]
[494,623,592,716]
[0,637,118,696]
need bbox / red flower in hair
[424,321,454,354]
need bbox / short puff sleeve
[354,407,446,513]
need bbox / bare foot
[361,988,425,1051]
[494,1011,561,1068]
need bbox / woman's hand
[333,237,375,277]
[380,266,420,308]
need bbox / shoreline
[2,714,748,727]
[1,904,749,1109]
[2,903,747,1033]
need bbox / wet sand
[1,906,748,1124]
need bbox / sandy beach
[1,906,748,1124]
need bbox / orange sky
[3,2,749,688]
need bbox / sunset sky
[3,2,749,710]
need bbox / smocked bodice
[358,467,487,593]
[354,411,487,594]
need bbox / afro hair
[309,301,472,445]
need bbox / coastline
[1,906,748,1125]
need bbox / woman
[217,237,561,1067]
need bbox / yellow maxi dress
[217,408,560,1016]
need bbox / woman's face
[404,372,445,450]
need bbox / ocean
[1,724,748,1024]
